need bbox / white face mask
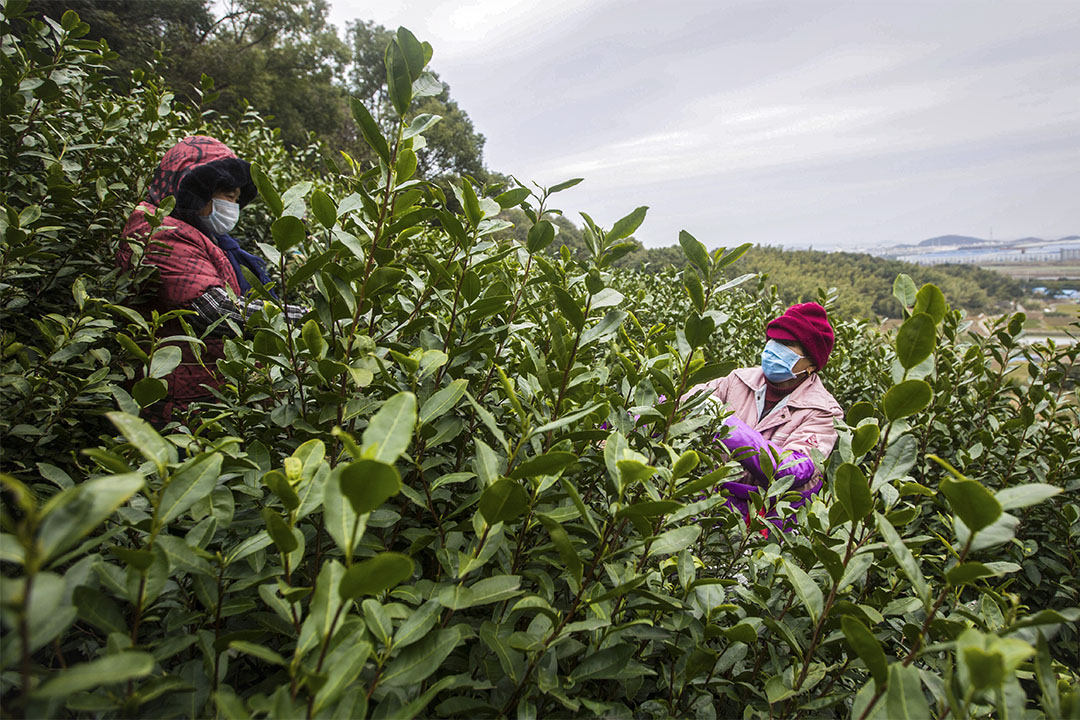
[201,198,240,235]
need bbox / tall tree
[175,0,352,148]
[26,0,487,177]
[26,0,212,80]
[344,19,486,178]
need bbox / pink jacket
[690,367,843,525]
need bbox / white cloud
[325,0,1080,248]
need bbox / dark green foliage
[2,9,1079,719]
[25,0,487,177]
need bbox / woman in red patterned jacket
[118,136,303,425]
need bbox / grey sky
[328,0,1079,250]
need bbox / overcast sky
[326,0,1079,250]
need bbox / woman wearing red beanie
[689,302,843,533]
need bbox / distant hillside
[919,234,985,247]
[709,246,1023,319]
[496,211,1026,319]
[898,234,1079,250]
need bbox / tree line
[28,0,488,179]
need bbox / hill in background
[498,209,1024,319]
[919,234,985,247]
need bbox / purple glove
[721,476,823,531]
[715,415,823,531]
[717,415,817,488]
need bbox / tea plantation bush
[2,7,1079,718]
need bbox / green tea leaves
[361,391,417,463]
[350,98,390,164]
[930,455,1001,533]
[841,616,887,686]
[834,463,872,522]
[607,206,648,242]
[271,215,306,252]
[33,652,154,698]
[339,459,402,514]
[479,479,529,525]
[782,558,823,623]
[339,553,414,599]
[159,452,222,526]
[883,379,932,420]
[876,512,930,609]
[895,312,937,369]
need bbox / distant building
[890,239,1080,266]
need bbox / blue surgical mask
[761,339,808,383]
[201,198,240,236]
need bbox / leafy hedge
[2,7,1079,719]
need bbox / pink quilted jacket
[690,367,843,528]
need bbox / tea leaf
[159,452,222,526]
[876,512,930,608]
[33,652,154,697]
[883,379,932,420]
[835,463,872,522]
[895,312,937,369]
[361,391,417,463]
[479,478,528,525]
[339,459,401,514]
[841,616,887,686]
[339,552,414,599]
[782,558,823,623]
[885,662,930,718]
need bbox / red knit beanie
[766,302,834,370]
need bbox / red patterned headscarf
[147,136,256,222]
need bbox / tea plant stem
[52,636,67,669]
[283,554,302,634]
[666,626,685,706]
[869,422,893,480]
[19,572,34,708]
[364,661,385,702]
[311,515,325,584]
[349,124,401,345]
[550,295,594,435]
[313,604,347,677]
[796,656,851,718]
[475,253,535,402]
[439,525,491,629]
[719,529,754,579]
[407,430,447,542]
[435,235,479,385]
[774,590,796,623]
[855,536,972,720]
[785,527,869,716]
[130,574,148,645]
[278,254,307,414]
[375,284,432,343]
[498,517,615,715]
[211,563,225,694]
[658,350,696,446]
[307,604,352,716]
